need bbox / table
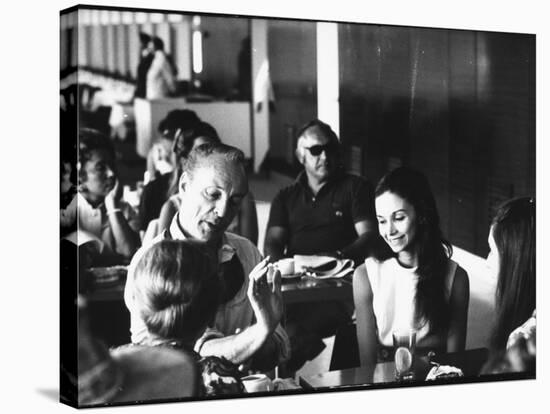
[86,271,352,305]
[281,276,353,305]
[300,348,489,390]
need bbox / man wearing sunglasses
[264,119,377,371]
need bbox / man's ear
[295,147,305,165]
[77,165,87,189]
[178,171,189,196]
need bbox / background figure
[74,128,140,264]
[134,32,154,99]
[234,36,251,100]
[146,36,177,99]
[60,136,78,236]
[486,197,536,356]
[138,109,201,234]
[353,167,469,366]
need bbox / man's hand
[247,257,283,336]
[105,179,123,212]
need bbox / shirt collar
[295,169,345,195]
[77,192,105,213]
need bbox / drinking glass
[392,329,417,381]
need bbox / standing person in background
[482,197,536,374]
[134,32,154,99]
[146,36,176,99]
[264,119,377,371]
[353,167,469,367]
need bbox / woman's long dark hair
[373,167,452,334]
[490,197,536,351]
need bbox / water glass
[392,329,417,381]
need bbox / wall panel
[339,24,534,256]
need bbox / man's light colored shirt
[124,215,290,362]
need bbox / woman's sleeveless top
[365,256,457,347]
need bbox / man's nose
[105,166,115,178]
[214,198,229,219]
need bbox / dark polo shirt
[267,170,375,256]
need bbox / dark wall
[339,24,535,256]
[200,16,250,97]
[268,20,317,163]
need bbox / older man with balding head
[264,119,377,370]
[125,143,289,371]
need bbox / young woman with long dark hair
[353,167,470,366]
[487,196,536,352]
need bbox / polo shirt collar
[169,214,237,264]
[295,168,345,195]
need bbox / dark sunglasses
[304,143,338,156]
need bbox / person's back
[76,296,200,406]
[125,239,247,395]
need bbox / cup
[392,329,417,381]
[241,374,273,393]
[275,258,295,276]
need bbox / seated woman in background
[156,121,259,245]
[138,109,201,235]
[482,197,535,374]
[70,128,140,264]
[353,167,470,366]
[127,239,245,395]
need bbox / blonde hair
[132,240,219,342]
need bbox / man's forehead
[301,126,330,145]
[191,157,248,190]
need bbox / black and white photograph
[4,0,547,413]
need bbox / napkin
[293,255,355,279]
[63,230,105,253]
[425,364,464,380]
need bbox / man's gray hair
[295,119,340,161]
[181,142,246,178]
